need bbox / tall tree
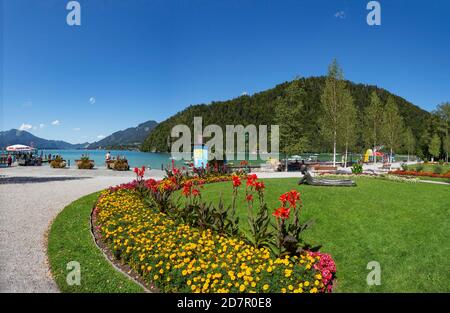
[443,134,450,163]
[275,80,308,171]
[428,134,441,162]
[319,59,350,166]
[403,127,416,162]
[434,102,450,123]
[364,91,384,165]
[338,91,358,167]
[434,102,450,162]
[381,96,404,163]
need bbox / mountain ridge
[0,129,88,150]
[142,76,431,152]
[87,120,158,150]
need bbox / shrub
[415,164,424,172]
[400,163,409,171]
[433,165,443,174]
[50,156,66,168]
[351,163,363,174]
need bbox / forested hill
[142,76,430,153]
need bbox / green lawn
[185,177,450,292]
[47,192,143,293]
[407,163,450,173]
[416,176,450,183]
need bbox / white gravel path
[0,167,164,293]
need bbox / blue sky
[2,0,450,143]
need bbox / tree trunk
[285,153,288,172]
[333,131,337,167]
[344,144,348,168]
[373,145,377,166]
[390,148,393,163]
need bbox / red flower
[232,175,241,188]
[191,188,200,197]
[254,181,265,191]
[279,190,300,208]
[246,194,253,202]
[272,207,290,219]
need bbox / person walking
[7,154,12,167]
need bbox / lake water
[39,150,181,169]
[34,150,370,169]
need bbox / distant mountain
[0,129,88,150]
[87,120,158,150]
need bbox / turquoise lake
[39,150,181,169]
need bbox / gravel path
[0,167,164,293]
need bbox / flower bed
[389,170,450,179]
[93,169,336,293]
[319,173,419,183]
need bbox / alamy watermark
[366,261,381,285]
[367,1,381,26]
[66,261,81,286]
[66,1,81,26]
[170,117,279,161]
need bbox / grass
[406,163,450,173]
[184,177,450,292]
[415,176,450,183]
[47,192,143,293]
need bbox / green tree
[381,96,404,163]
[364,91,384,165]
[403,127,416,162]
[319,59,350,166]
[434,102,450,162]
[428,133,441,162]
[434,102,450,123]
[338,91,358,167]
[275,80,308,171]
[443,134,450,163]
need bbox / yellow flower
[263,284,269,291]
[239,284,246,292]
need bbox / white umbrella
[6,144,34,152]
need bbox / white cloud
[39,123,45,129]
[51,120,60,126]
[89,97,96,104]
[97,134,105,139]
[241,91,248,96]
[19,123,33,131]
[334,10,346,19]
[73,127,81,131]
